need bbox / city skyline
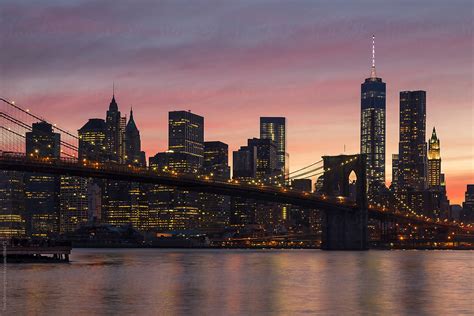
[1,1,472,204]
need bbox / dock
[1,240,72,263]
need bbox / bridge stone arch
[320,154,368,250]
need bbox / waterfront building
[148,153,199,231]
[59,176,89,233]
[360,35,386,193]
[0,171,26,237]
[25,122,61,237]
[146,111,204,232]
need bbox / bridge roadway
[0,152,471,232]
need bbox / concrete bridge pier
[321,208,368,250]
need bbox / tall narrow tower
[105,93,122,163]
[360,35,386,193]
[427,127,441,188]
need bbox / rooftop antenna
[370,34,377,79]
[113,82,115,97]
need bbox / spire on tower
[370,34,377,79]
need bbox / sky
[1,0,473,204]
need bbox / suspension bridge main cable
[0,97,79,140]
[0,111,78,152]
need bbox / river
[5,249,474,315]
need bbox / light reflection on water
[6,249,474,315]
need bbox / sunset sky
[1,0,472,204]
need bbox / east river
[5,249,474,315]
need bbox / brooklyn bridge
[1,97,472,250]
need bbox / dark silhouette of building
[125,108,146,166]
[462,185,474,222]
[260,117,288,177]
[291,179,312,192]
[105,94,124,163]
[25,122,60,237]
[233,145,257,181]
[361,35,386,192]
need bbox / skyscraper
[125,108,146,166]
[427,127,441,189]
[203,141,230,180]
[247,138,278,182]
[0,171,26,237]
[232,145,257,181]
[105,94,124,163]
[391,154,399,192]
[260,117,288,177]
[397,90,427,192]
[461,185,474,222]
[25,122,61,236]
[200,141,231,232]
[360,35,386,192]
[169,111,204,167]
[78,118,107,161]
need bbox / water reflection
[6,249,474,315]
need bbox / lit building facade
[203,141,230,180]
[200,141,231,232]
[391,154,399,192]
[427,127,441,189]
[397,90,427,192]
[148,153,200,231]
[78,118,107,162]
[59,176,89,233]
[360,36,386,192]
[247,138,278,182]
[0,171,26,237]
[169,111,204,166]
[260,117,288,177]
[25,122,61,237]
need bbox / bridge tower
[321,154,368,250]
